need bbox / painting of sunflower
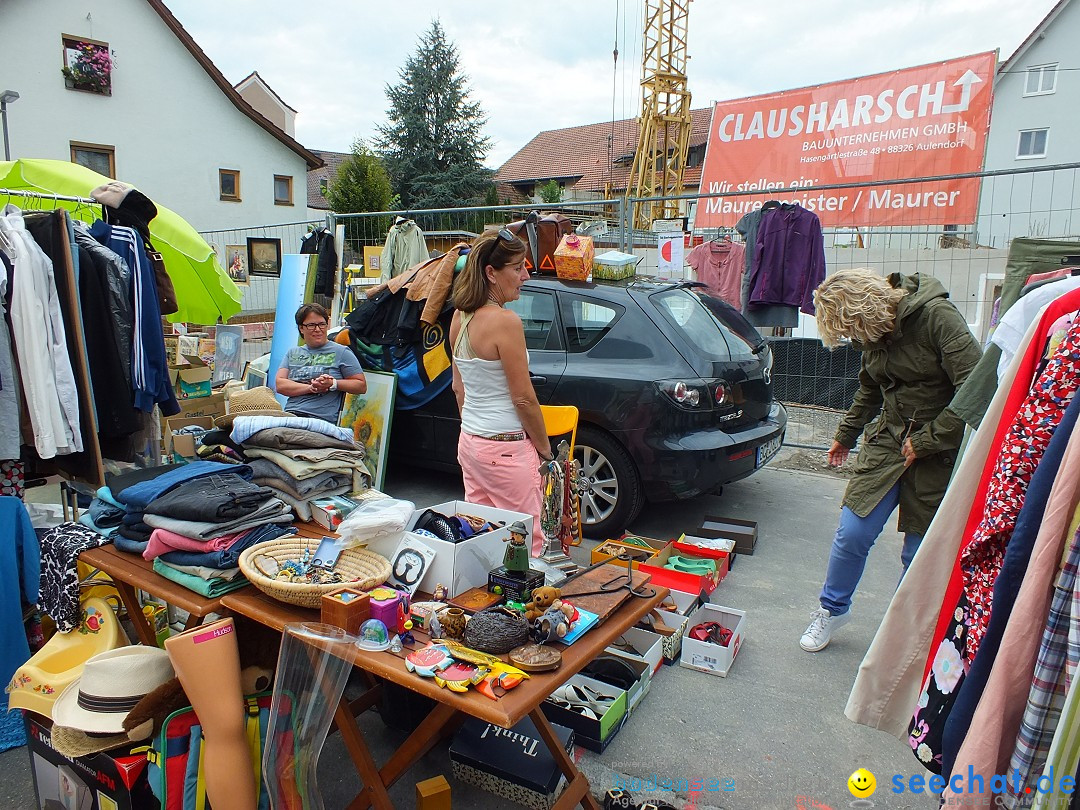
[338,370,397,491]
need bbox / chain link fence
[197,165,1080,450]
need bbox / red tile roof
[495,107,713,194]
[307,149,350,210]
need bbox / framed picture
[225,244,249,285]
[243,364,267,390]
[338,370,397,491]
[247,237,282,277]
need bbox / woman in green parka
[800,269,982,652]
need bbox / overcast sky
[169,0,1053,168]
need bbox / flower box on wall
[62,36,112,96]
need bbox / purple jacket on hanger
[750,204,825,314]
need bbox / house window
[1024,64,1057,96]
[70,142,115,178]
[219,169,241,201]
[1017,128,1049,159]
[319,177,329,196]
[62,36,112,95]
[274,175,293,205]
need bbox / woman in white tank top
[449,228,552,554]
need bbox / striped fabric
[1007,525,1080,802]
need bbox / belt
[478,431,526,442]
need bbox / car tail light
[656,379,710,410]
[714,383,730,406]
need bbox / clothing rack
[1,188,98,205]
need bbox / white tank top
[455,311,523,436]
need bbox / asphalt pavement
[0,449,940,809]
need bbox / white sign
[657,234,685,281]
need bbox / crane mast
[627,0,692,229]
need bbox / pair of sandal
[547,682,616,719]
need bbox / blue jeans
[819,481,922,616]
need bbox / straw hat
[51,646,175,736]
[214,385,285,428]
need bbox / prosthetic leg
[165,617,257,810]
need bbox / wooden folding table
[220,569,668,810]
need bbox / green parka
[835,273,982,536]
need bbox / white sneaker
[800,608,850,652]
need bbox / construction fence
[198,164,1080,450]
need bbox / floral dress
[909,317,1080,772]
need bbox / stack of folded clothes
[195,426,247,465]
[104,461,257,554]
[140,471,295,596]
[230,415,370,521]
[78,485,127,538]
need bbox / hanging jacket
[0,497,39,687]
[90,221,179,417]
[0,205,82,457]
[750,203,825,314]
[301,227,338,296]
[382,220,429,279]
[836,272,982,535]
[73,221,132,387]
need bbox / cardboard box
[679,603,746,677]
[695,516,758,555]
[311,495,361,531]
[640,545,727,596]
[539,673,627,750]
[168,354,212,400]
[164,415,214,459]
[25,714,157,810]
[449,716,574,810]
[605,625,664,676]
[673,534,735,572]
[581,654,651,715]
[589,535,669,570]
[487,566,545,603]
[367,501,533,596]
[643,588,705,664]
[560,712,628,754]
[160,392,226,439]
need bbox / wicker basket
[238,539,392,609]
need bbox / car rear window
[651,288,761,361]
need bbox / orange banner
[695,52,995,229]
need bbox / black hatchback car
[389,277,787,538]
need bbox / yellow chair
[539,405,581,548]
[7,597,129,718]
[540,404,578,455]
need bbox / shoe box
[636,588,706,665]
[449,715,574,810]
[24,714,157,810]
[604,626,664,676]
[540,673,629,753]
[694,516,758,555]
[639,544,728,596]
[589,535,671,570]
[580,653,652,716]
[679,603,747,677]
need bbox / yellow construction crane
[626,0,693,230]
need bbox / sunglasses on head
[493,226,516,243]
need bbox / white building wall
[976,0,1080,247]
[2,0,311,232]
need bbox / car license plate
[756,435,782,468]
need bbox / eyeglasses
[301,322,328,331]
[493,226,515,243]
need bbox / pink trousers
[458,432,544,554]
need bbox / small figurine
[503,520,531,573]
[432,583,449,602]
[389,634,403,653]
[524,585,563,623]
[533,605,572,643]
[401,619,416,646]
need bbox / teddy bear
[524,585,562,622]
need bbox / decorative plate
[508,644,563,672]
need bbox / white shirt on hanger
[992,275,1080,381]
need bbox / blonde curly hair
[813,269,906,349]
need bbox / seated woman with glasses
[450,228,552,554]
[275,303,367,422]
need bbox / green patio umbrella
[0,159,241,324]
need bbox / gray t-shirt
[279,342,363,422]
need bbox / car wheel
[573,425,644,539]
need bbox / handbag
[146,248,179,315]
